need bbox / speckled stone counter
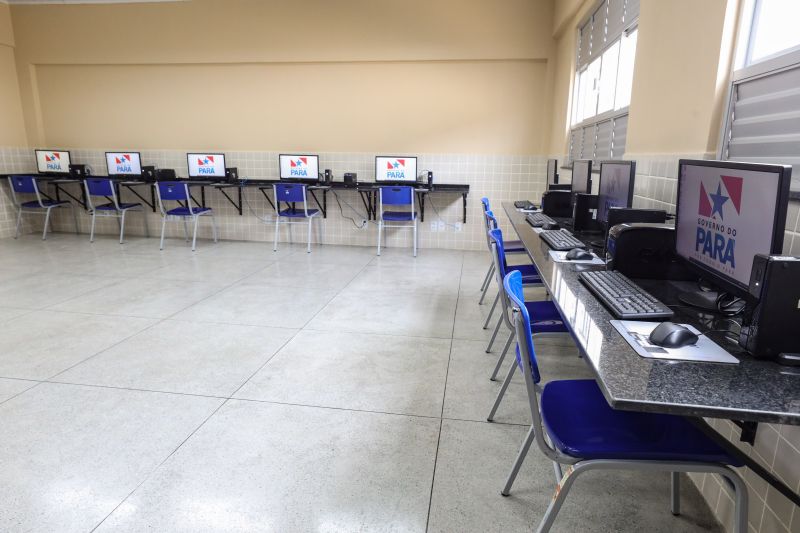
[502,202,800,426]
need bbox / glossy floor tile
[0,235,723,533]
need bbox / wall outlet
[360,219,367,228]
[437,220,445,231]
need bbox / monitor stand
[678,289,720,312]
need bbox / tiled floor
[0,234,723,532]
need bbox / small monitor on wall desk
[547,158,559,185]
[279,154,319,181]
[187,153,226,179]
[35,149,71,175]
[571,160,592,195]
[674,159,791,310]
[597,160,636,226]
[375,156,417,183]
[106,152,142,176]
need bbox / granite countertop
[502,202,800,425]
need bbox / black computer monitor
[597,160,636,225]
[279,154,319,181]
[35,149,71,175]
[187,153,226,179]
[106,152,143,176]
[571,160,592,195]
[375,156,417,183]
[674,159,791,301]
[547,159,559,186]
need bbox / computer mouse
[649,322,699,349]
[542,222,560,230]
[565,248,593,261]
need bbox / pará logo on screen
[44,152,64,171]
[115,154,134,174]
[695,175,743,268]
[386,159,406,180]
[290,157,309,177]
[197,155,217,175]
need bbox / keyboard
[514,200,537,210]
[526,212,556,227]
[540,230,586,251]
[579,270,674,319]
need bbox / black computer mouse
[649,322,699,349]
[565,248,593,261]
[542,222,560,230]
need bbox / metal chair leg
[307,217,312,253]
[490,331,514,380]
[479,263,495,304]
[211,212,218,242]
[89,211,97,242]
[182,217,189,242]
[119,210,127,244]
[273,216,280,251]
[377,220,382,255]
[159,216,167,250]
[191,215,199,251]
[487,359,517,421]
[480,262,493,291]
[671,472,680,516]
[42,208,51,240]
[536,463,584,532]
[501,426,536,496]
[486,315,502,352]
[413,219,417,257]
[14,209,23,238]
[483,292,499,329]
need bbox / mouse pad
[548,250,605,265]
[610,321,739,364]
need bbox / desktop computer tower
[740,255,800,365]
[141,166,157,181]
[541,190,572,217]
[69,164,88,178]
[225,167,239,181]
[606,223,694,280]
[572,193,602,232]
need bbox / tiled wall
[0,147,36,239]
[0,147,549,250]
[630,152,800,533]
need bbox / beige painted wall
[9,0,555,154]
[625,0,734,155]
[0,3,27,147]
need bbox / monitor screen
[571,160,592,194]
[106,152,142,176]
[279,154,320,181]
[35,149,71,174]
[187,153,226,178]
[675,159,791,293]
[547,159,558,185]
[375,156,418,182]
[597,161,636,224]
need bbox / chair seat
[21,200,68,209]
[96,202,141,211]
[525,300,569,334]
[278,208,319,218]
[382,211,417,221]
[541,379,743,465]
[166,206,212,217]
[513,263,543,284]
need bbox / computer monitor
[571,160,592,195]
[187,153,226,178]
[547,159,559,185]
[35,149,71,175]
[375,156,417,182]
[279,154,319,181]
[674,159,791,299]
[105,152,142,176]
[597,160,636,225]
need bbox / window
[569,0,639,163]
[722,0,800,190]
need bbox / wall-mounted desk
[501,201,800,508]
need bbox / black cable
[332,191,368,229]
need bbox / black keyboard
[579,270,674,319]
[526,212,556,227]
[540,230,586,251]
[514,200,537,210]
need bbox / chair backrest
[481,197,490,214]
[156,181,193,215]
[7,176,44,207]
[273,183,308,215]
[84,178,119,211]
[379,186,415,219]
[488,227,511,276]
[504,269,542,384]
[484,209,503,250]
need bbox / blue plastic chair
[499,270,749,532]
[479,197,527,304]
[273,183,321,253]
[482,224,544,351]
[7,175,78,240]
[377,186,417,257]
[156,181,217,251]
[84,178,149,244]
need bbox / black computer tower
[69,164,88,178]
[740,255,800,365]
[156,168,177,180]
[225,167,239,181]
[541,190,572,217]
[606,223,694,280]
[572,193,602,232]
